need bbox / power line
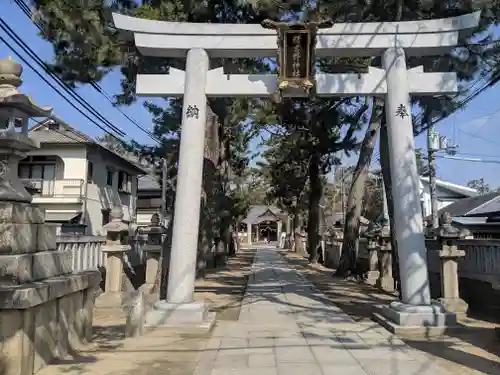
[13,0,162,144]
[0,13,124,137]
[0,32,127,143]
[436,154,500,164]
[0,21,125,138]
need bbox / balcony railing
[21,178,84,198]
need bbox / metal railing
[22,178,85,198]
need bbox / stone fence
[56,233,152,273]
[56,235,106,272]
[425,238,500,316]
[324,235,500,316]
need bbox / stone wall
[0,272,99,375]
[0,203,100,375]
[426,238,500,316]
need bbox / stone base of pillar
[365,270,379,286]
[375,276,395,292]
[95,291,124,309]
[438,297,468,316]
[372,301,462,338]
[144,299,216,333]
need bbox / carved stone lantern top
[363,221,381,249]
[433,212,468,258]
[433,212,470,240]
[102,206,131,250]
[150,213,160,226]
[0,57,53,123]
[379,218,391,239]
[0,58,54,203]
[375,218,391,251]
[103,206,129,234]
[364,220,382,239]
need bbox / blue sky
[1,1,500,188]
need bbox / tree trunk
[379,117,401,296]
[293,212,305,254]
[307,153,322,264]
[335,100,382,277]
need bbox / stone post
[276,219,282,248]
[364,228,379,286]
[375,221,394,292]
[141,213,166,288]
[433,212,469,315]
[144,48,215,330]
[247,223,252,245]
[96,206,130,307]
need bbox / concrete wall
[83,149,138,235]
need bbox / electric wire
[12,0,162,144]
[0,32,125,143]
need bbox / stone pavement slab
[194,248,453,375]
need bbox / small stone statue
[434,212,470,239]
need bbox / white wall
[420,184,467,218]
[27,147,87,180]
[25,146,140,236]
[86,150,139,235]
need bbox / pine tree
[253,95,364,262]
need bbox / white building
[419,176,477,219]
[20,119,147,235]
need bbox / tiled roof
[29,119,148,174]
[29,123,90,144]
[242,205,283,224]
[436,191,500,217]
[138,174,161,191]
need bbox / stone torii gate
[113,12,480,333]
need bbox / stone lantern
[0,57,52,203]
[431,212,470,315]
[98,206,131,306]
[363,222,381,285]
[375,219,395,292]
[140,213,166,287]
[0,58,101,374]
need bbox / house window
[19,162,55,180]
[87,161,94,183]
[118,171,132,193]
[106,168,114,186]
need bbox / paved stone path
[195,247,451,375]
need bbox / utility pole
[160,158,168,226]
[340,167,345,224]
[381,177,389,221]
[427,126,439,229]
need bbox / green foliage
[466,178,492,195]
